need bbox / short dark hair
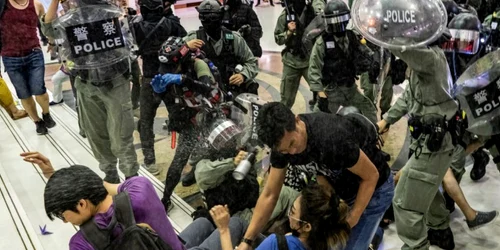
[44,165,107,220]
[300,183,351,249]
[256,102,296,149]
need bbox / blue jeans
[344,174,394,250]
[179,217,248,250]
[2,49,46,99]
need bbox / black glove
[368,62,380,84]
[238,24,251,36]
[390,59,408,85]
[318,97,330,113]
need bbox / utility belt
[282,46,306,59]
[408,114,455,153]
[77,70,130,88]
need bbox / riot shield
[302,15,326,54]
[351,0,448,49]
[230,93,267,146]
[454,50,500,136]
[52,5,137,82]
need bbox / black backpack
[276,234,290,250]
[80,192,173,250]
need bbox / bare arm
[34,0,45,17]
[43,0,60,23]
[239,167,286,248]
[346,149,379,227]
[21,152,120,195]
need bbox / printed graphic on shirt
[66,18,125,58]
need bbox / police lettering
[251,104,259,140]
[475,96,500,117]
[73,37,123,55]
[385,10,416,24]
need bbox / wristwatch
[241,238,253,246]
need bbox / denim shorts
[2,49,46,99]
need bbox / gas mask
[200,13,223,38]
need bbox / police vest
[196,27,239,91]
[321,31,358,88]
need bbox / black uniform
[133,11,187,167]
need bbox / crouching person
[21,152,184,250]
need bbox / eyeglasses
[55,211,65,221]
[287,207,307,224]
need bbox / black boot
[181,167,196,187]
[443,191,455,213]
[161,198,174,213]
[470,148,489,181]
[428,227,455,250]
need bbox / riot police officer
[377,33,459,249]
[41,0,139,183]
[151,36,221,211]
[275,0,324,108]
[131,0,187,175]
[184,0,259,98]
[222,0,263,57]
[308,0,379,124]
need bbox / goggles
[441,29,480,55]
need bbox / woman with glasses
[208,183,351,250]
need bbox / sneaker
[79,130,86,138]
[49,100,64,106]
[42,113,56,128]
[142,163,160,175]
[35,120,48,135]
[467,211,498,231]
[161,198,174,213]
[427,227,455,250]
[181,168,196,187]
[470,148,489,181]
[104,174,120,184]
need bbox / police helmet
[138,0,163,10]
[196,0,224,23]
[323,0,351,33]
[158,36,187,65]
[442,13,482,54]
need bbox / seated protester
[194,145,260,217]
[236,102,394,250]
[21,152,185,250]
[211,183,351,250]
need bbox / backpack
[80,192,173,250]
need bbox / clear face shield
[442,29,480,55]
[324,13,350,33]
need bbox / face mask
[202,21,222,39]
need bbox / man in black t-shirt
[236,102,394,250]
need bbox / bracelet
[241,238,253,246]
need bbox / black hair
[300,183,351,250]
[256,102,296,149]
[44,165,107,221]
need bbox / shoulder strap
[138,17,167,53]
[197,28,217,59]
[113,191,136,229]
[80,215,115,250]
[276,234,290,250]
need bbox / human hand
[186,39,205,50]
[234,151,248,166]
[229,73,244,86]
[287,21,296,32]
[21,152,54,178]
[347,212,360,228]
[150,74,182,93]
[236,242,253,250]
[210,205,230,230]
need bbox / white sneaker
[133,108,141,119]
[142,163,160,175]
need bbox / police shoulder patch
[225,33,234,40]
